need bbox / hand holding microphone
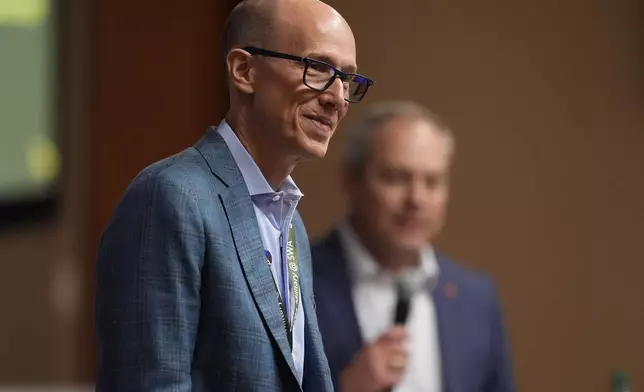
[382,274,418,392]
[339,326,408,392]
[339,273,422,392]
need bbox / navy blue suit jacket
[94,127,333,391]
[311,229,515,392]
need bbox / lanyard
[265,223,300,349]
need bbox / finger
[396,335,410,352]
[389,344,409,362]
[384,344,408,367]
[381,334,409,356]
[381,326,408,342]
[372,345,408,388]
[384,351,408,377]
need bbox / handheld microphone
[393,277,413,325]
[393,271,423,325]
[386,272,425,392]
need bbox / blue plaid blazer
[94,127,333,392]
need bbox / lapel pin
[443,282,458,299]
[264,250,273,266]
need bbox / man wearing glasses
[94,0,373,391]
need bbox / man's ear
[226,48,255,95]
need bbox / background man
[94,0,373,390]
[312,101,515,392]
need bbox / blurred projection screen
[0,0,60,225]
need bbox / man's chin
[297,138,329,160]
[293,123,331,159]
[391,237,428,252]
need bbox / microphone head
[393,271,425,325]
[395,269,426,297]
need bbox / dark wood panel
[82,0,236,381]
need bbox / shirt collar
[338,220,439,289]
[216,120,303,198]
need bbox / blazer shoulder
[436,253,499,299]
[309,229,346,280]
[310,229,338,255]
[126,146,227,198]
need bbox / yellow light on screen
[26,134,61,184]
[0,0,49,27]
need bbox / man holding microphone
[312,101,515,392]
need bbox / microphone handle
[393,294,411,324]
[387,291,411,392]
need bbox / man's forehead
[374,120,451,157]
[373,141,452,173]
[273,6,356,69]
[306,48,357,71]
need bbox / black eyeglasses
[243,46,373,103]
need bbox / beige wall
[293,1,644,391]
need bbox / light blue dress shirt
[217,120,306,384]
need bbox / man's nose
[408,181,428,207]
[319,77,346,109]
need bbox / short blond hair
[343,100,455,172]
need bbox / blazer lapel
[293,219,331,391]
[320,230,363,368]
[433,270,460,392]
[196,128,297,377]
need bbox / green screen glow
[0,0,60,202]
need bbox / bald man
[94,0,373,390]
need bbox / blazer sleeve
[94,170,204,392]
[484,283,516,392]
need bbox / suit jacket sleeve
[95,171,204,392]
[485,283,516,392]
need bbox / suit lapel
[195,126,245,186]
[433,265,460,392]
[294,218,331,391]
[196,128,297,377]
[321,231,364,368]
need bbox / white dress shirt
[217,121,305,384]
[338,221,442,392]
